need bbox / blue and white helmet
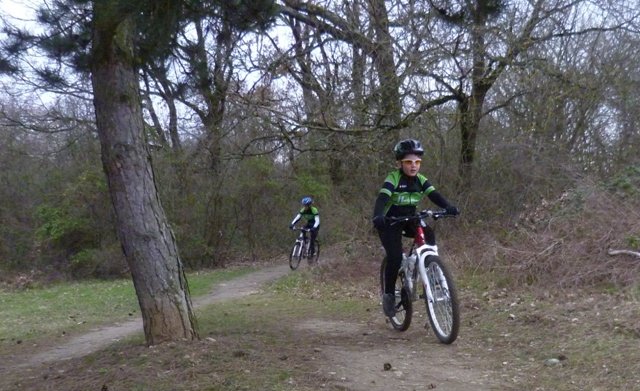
[301,197,313,206]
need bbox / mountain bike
[379,209,460,344]
[289,228,320,270]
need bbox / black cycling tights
[378,222,436,295]
[306,225,319,254]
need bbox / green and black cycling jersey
[373,169,450,219]
[290,206,320,229]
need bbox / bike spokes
[388,273,412,331]
[428,266,453,329]
[423,256,459,344]
[289,242,303,270]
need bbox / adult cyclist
[289,197,320,259]
[372,139,460,317]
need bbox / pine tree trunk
[90,6,198,345]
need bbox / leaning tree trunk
[90,8,198,345]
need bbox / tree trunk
[458,96,474,184]
[90,6,198,345]
[193,19,231,173]
[458,2,491,187]
[368,0,401,154]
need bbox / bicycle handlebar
[388,209,456,225]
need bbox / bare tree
[263,0,461,172]
[421,0,635,185]
[142,64,182,153]
[279,0,405,139]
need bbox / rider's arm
[420,177,452,209]
[373,192,390,218]
[427,190,452,209]
[374,173,396,217]
[372,193,390,230]
[312,215,320,229]
[290,213,302,226]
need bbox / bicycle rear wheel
[422,255,459,344]
[380,257,412,331]
[289,242,303,270]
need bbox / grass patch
[3,250,639,391]
[458,277,640,391]
[0,267,251,348]
[0,279,137,345]
[186,268,251,296]
[3,268,375,391]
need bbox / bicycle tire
[289,242,303,270]
[380,257,412,331]
[422,255,460,344]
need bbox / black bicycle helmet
[394,139,424,160]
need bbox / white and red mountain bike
[289,228,320,270]
[380,209,460,344]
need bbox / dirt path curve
[3,263,504,390]
[2,263,290,372]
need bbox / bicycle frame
[297,229,308,253]
[292,228,312,257]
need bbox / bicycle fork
[401,244,438,301]
[416,244,439,302]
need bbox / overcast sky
[1,0,36,17]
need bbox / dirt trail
[2,263,504,390]
[297,318,505,391]
[1,263,290,372]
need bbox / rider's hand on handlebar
[445,205,460,216]
[289,224,294,230]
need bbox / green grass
[0,279,137,344]
[0,267,251,346]
[0,269,371,391]
[186,268,251,296]
[4,256,638,391]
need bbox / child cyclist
[289,197,320,258]
[372,139,459,317]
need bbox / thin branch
[608,249,640,259]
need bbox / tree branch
[608,249,640,259]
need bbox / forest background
[0,0,639,308]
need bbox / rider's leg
[422,224,437,245]
[309,227,318,255]
[378,224,404,295]
[378,225,404,317]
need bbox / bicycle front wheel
[422,255,460,344]
[289,242,303,270]
[380,257,412,331]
